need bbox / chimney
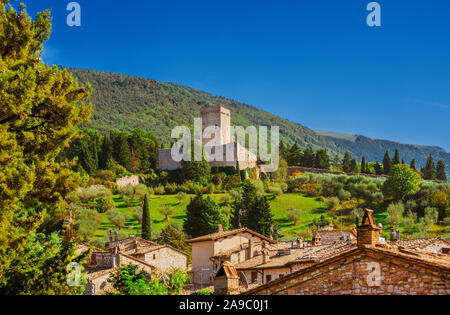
[109,230,113,243]
[357,209,382,247]
[313,232,321,246]
[248,240,254,259]
[297,238,303,249]
[218,224,223,233]
[262,250,270,264]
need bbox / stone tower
[200,106,231,146]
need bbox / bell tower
[200,106,231,146]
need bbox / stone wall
[143,247,187,272]
[116,175,139,188]
[247,250,449,295]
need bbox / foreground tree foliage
[107,264,187,295]
[0,1,92,293]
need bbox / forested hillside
[67,67,450,170]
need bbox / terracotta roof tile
[187,228,276,244]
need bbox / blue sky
[24,0,450,151]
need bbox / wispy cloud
[415,100,450,110]
[41,44,58,65]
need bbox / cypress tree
[361,156,367,174]
[342,151,352,173]
[141,195,152,240]
[393,149,400,165]
[246,196,275,237]
[423,155,436,180]
[410,159,417,171]
[436,160,447,181]
[383,151,392,175]
[350,159,359,173]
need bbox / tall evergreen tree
[113,132,132,171]
[314,149,330,170]
[383,151,392,175]
[246,196,275,237]
[422,155,436,180]
[100,134,114,169]
[184,193,227,238]
[286,143,303,166]
[361,156,367,174]
[141,195,152,240]
[374,162,383,175]
[301,147,315,168]
[436,160,447,181]
[393,149,400,165]
[158,224,191,263]
[342,151,352,173]
[350,159,359,173]
[231,180,256,229]
[410,158,417,171]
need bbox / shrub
[119,185,135,197]
[325,197,340,210]
[176,192,187,204]
[206,183,216,194]
[269,185,283,197]
[95,170,116,182]
[220,195,233,205]
[133,207,143,224]
[159,205,175,221]
[154,185,166,195]
[78,188,99,203]
[134,184,149,197]
[338,189,351,201]
[386,201,405,228]
[287,208,302,226]
[165,183,178,195]
[424,207,439,226]
[106,210,130,230]
[96,196,116,213]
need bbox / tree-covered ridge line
[63,66,450,172]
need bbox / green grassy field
[94,193,328,241]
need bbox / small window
[153,254,156,259]
[251,272,257,283]
[266,275,272,283]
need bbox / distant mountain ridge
[67,67,450,172]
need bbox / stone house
[242,209,450,295]
[233,240,357,287]
[78,234,188,295]
[105,235,188,272]
[312,229,357,246]
[187,226,277,288]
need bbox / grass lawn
[94,193,328,241]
